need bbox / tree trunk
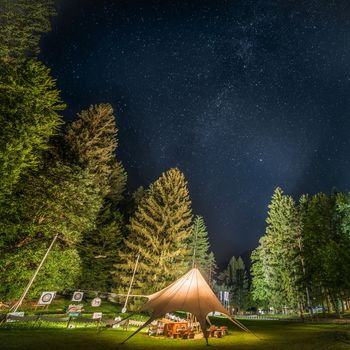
[326,294,331,316]
[299,302,304,320]
[340,299,345,314]
[330,295,341,319]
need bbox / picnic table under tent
[116,267,254,344]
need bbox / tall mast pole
[122,254,140,313]
[11,234,59,313]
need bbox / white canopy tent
[119,267,254,344]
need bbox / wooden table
[163,321,189,337]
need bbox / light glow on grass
[0,319,349,349]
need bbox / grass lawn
[0,320,350,350]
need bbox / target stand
[35,291,56,311]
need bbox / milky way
[41,0,350,266]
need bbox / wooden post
[11,234,59,313]
[122,254,140,313]
[66,316,72,328]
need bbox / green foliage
[107,161,127,204]
[0,0,56,61]
[300,192,350,314]
[252,188,350,316]
[113,168,193,300]
[216,256,249,312]
[65,103,127,292]
[206,251,218,286]
[0,2,130,304]
[0,243,81,299]
[228,256,249,312]
[65,104,119,194]
[79,207,124,292]
[251,188,303,311]
[251,240,272,309]
[0,59,65,199]
[15,163,102,243]
[189,215,210,270]
[0,163,103,300]
[188,215,218,284]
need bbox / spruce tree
[113,168,193,299]
[250,188,302,312]
[79,206,124,292]
[65,103,127,291]
[0,0,56,62]
[0,0,62,201]
[189,215,210,271]
[229,256,249,312]
[252,189,350,316]
[79,160,127,292]
[0,59,65,200]
[65,103,119,193]
[251,239,272,309]
[206,251,218,287]
[301,192,350,316]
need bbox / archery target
[91,297,101,307]
[72,291,84,302]
[38,292,56,305]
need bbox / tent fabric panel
[121,267,253,344]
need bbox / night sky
[40,0,350,266]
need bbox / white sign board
[72,291,84,302]
[6,312,24,322]
[91,297,101,307]
[38,291,56,305]
[92,312,102,319]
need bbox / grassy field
[1,319,350,350]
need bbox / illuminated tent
[120,267,253,344]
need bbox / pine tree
[65,104,118,193]
[252,189,350,316]
[251,239,272,309]
[301,192,350,317]
[250,188,302,312]
[0,0,56,62]
[229,256,249,313]
[0,0,63,202]
[65,103,127,291]
[79,160,127,292]
[79,206,124,292]
[189,215,210,271]
[113,168,193,300]
[0,59,65,201]
[206,251,218,287]
[107,161,127,203]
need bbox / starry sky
[40,0,350,266]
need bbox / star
[40,0,350,265]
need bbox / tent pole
[227,316,261,340]
[121,317,154,344]
[122,254,140,313]
[11,234,59,313]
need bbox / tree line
[251,187,350,317]
[0,1,220,306]
[4,1,346,319]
